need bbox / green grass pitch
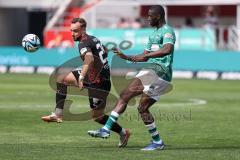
[0,74,240,160]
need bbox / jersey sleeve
[78,43,92,57]
[162,28,176,45]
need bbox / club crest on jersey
[164,33,173,39]
[80,47,87,55]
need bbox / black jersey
[78,34,110,84]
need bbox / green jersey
[145,24,176,82]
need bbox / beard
[72,36,79,41]
[149,20,159,27]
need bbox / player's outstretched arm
[111,48,133,61]
[131,44,173,62]
[144,43,173,58]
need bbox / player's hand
[111,47,123,57]
[131,55,148,62]
[111,47,132,61]
[78,79,84,90]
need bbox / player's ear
[156,14,161,20]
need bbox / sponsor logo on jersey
[164,33,173,39]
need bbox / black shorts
[72,70,111,109]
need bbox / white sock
[153,139,163,144]
[145,122,162,143]
[103,111,120,131]
[55,108,63,116]
[103,126,110,131]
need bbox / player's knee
[119,91,132,103]
[56,74,71,84]
[62,76,76,85]
[62,78,69,85]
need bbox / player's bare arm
[130,50,149,62]
[131,43,173,62]
[144,43,173,58]
[112,48,149,62]
[111,47,133,61]
[79,52,94,89]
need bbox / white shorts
[135,69,173,101]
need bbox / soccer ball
[22,34,40,52]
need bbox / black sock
[98,115,123,134]
[56,82,67,110]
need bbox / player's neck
[79,32,87,41]
[156,23,165,29]
[156,19,166,29]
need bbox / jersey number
[96,43,107,64]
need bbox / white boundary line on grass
[0,98,207,109]
[154,98,207,107]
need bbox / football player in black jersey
[41,18,130,147]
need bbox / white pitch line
[0,98,207,109]
[154,98,207,107]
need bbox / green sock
[103,111,119,131]
[145,122,161,143]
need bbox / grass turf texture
[0,74,240,160]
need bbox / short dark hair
[71,17,87,28]
[150,5,165,19]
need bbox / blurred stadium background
[0,0,240,160]
[0,0,240,78]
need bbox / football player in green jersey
[88,5,176,151]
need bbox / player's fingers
[111,47,121,53]
[112,50,119,55]
[111,47,117,52]
[79,86,84,90]
[111,47,118,50]
[130,58,136,63]
[115,52,123,57]
[132,57,138,63]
